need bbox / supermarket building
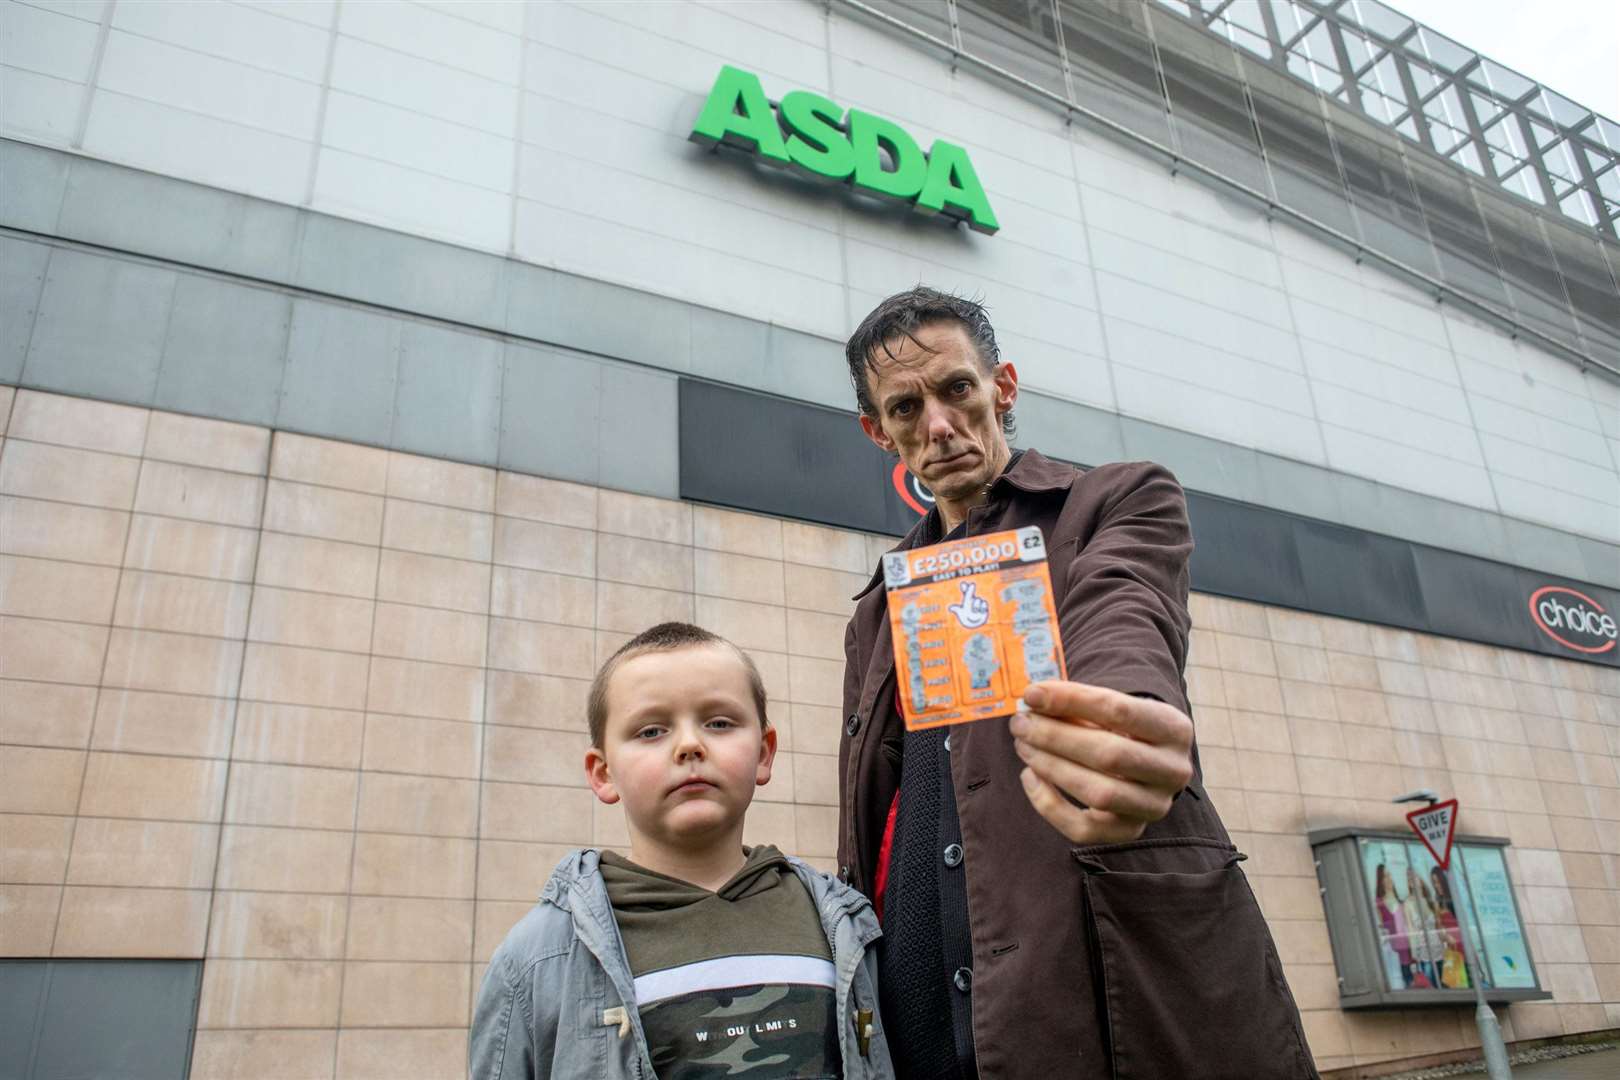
[0,0,1617,1077]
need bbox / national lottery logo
[1528,586,1617,655]
[891,462,935,517]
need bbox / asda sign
[690,65,999,235]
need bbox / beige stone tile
[1385,694,1435,732]
[1253,874,1327,921]
[792,752,838,805]
[778,802,821,855]
[336,1027,467,1080]
[54,884,210,956]
[271,431,389,494]
[102,627,243,698]
[594,798,630,848]
[1198,596,1271,639]
[0,883,61,954]
[1231,710,1292,753]
[490,566,591,626]
[496,471,595,529]
[693,504,782,560]
[0,439,142,509]
[0,495,129,565]
[263,478,384,545]
[1,813,74,883]
[66,817,218,888]
[0,554,119,623]
[346,896,474,961]
[0,615,107,683]
[366,657,485,723]
[248,586,374,653]
[256,531,379,598]
[596,532,692,592]
[783,563,864,616]
[694,596,787,654]
[482,724,590,787]
[595,629,631,664]
[790,704,841,757]
[241,642,370,710]
[788,655,842,707]
[113,570,252,638]
[1237,748,1300,793]
[190,1030,337,1080]
[0,386,10,434]
[475,840,574,900]
[198,958,342,1027]
[598,488,690,545]
[363,713,482,779]
[694,549,784,605]
[1213,631,1276,676]
[485,670,589,733]
[1375,658,1428,698]
[755,749,796,802]
[479,782,593,843]
[1244,790,1305,833]
[134,460,265,527]
[1294,756,1353,798]
[1585,926,1620,962]
[1224,672,1284,714]
[382,499,492,562]
[1286,717,1344,760]
[782,520,868,574]
[356,772,478,837]
[1185,666,1226,708]
[372,602,487,667]
[1327,651,1381,690]
[377,549,490,614]
[595,580,693,634]
[1333,687,1391,727]
[487,618,595,679]
[1551,815,1602,852]
[143,411,269,474]
[8,390,147,454]
[231,701,365,770]
[125,513,258,581]
[1264,608,1323,647]
[746,649,788,702]
[79,751,227,821]
[341,960,470,1027]
[216,825,354,893]
[351,833,476,898]
[0,746,85,814]
[1272,643,1330,683]
[225,761,358,830]
[475,900,533,963]
[387,451,494,512]
[208,890,348,959]
[0,679,97,748]
[493,517,595,577]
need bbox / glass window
[862,0,955,43]
[1249,75,1358,236]
[1545,224,1620,367]
[1329,117,1439,275]
[1148,5,1269,193]
[1405,153,1512,305]
[956,0,1069,100]
[1057,0,1173,147]
[1457,847,1538,989]
[1477,196,1582,348]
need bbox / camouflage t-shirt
[601,847,842,1079]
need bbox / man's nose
[923,400,957,442]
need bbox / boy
[470,622,893,1079]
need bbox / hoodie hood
[599,845,788,909]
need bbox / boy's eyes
[630,717,738,739]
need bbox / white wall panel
[1468,396,1612,469]
[1477,433,1619,508]
[2,0,100,82]
[1094,271,1304,374]
[110,0,329,82]
[339,0,519,85]
[417,0,523,35]
[1113,363,1327,463]
[695,0,826,47]
[321,91,512,192]
[1319,424,1497,508]
[236,1,334,31]
[329,36,517,136]
[1492,474,1619,540]
[1299,339,1472,426]
[997,331,1116,413]
[523,43,697,141]
[312,146,509,252]
[1,66,78,143]
[1106,318,1316,418]
[1311,382,1485,465]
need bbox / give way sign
[1405,799,1460,870]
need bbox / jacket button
[838,865,850,882]
[943,734,951,752]
[953,967,973,993]
[845,714,861,736]
[942,843,964,868]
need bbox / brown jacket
[838,451,1317,1080]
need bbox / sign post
[1405,798,1512,1079]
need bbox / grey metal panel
[1253,451,1345,527]
[1015,390,1126,470]
[499,341,600,484]
[392,321,503,465]
[1332,473,1515,567]
[1117,416,1266,504]
[56,157,301,284]
[0,140,68,234]
[22,248,177,404]
[505,260,693,373]
[1575,535,1620,588]
[762,324,856,412]
[154,274,292,426]
[598,361,679,498]
[0,959,46,1077]
[1500,515,1602,588]
[689,306,769,388]
[294,213,508,330]
[277,298,400,447]
[0,237,50,384]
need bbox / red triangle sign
[1406,799,1459,870]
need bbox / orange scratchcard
[882,526,1067,731]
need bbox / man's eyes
[950,379,972,395]
[892,400,916,417]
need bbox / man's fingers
[1014,740,1176,821]
[1019,768,1145,845]
[1012,713,1194,791]
[1022,681,1193,749]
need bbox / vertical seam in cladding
[1265,236,1333,472]
[1064,134,1122,419]
[70,0,116,150]
[14,244,55,388]
[1433,307,1508,519]
[303,0,343,208]
[507,0,533,259]
[825,1,853,338]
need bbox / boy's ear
[585,746,620,805]
[754,724,778,787]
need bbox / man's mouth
[928,449,975,470]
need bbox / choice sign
[690,65,1000,235]
[1528,586,1618,655]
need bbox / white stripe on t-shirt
[632,954,836,1007]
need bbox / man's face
[858,321,1018,505]
[585,644,775,852]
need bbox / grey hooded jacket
[469,849,895,1079]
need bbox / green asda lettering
[690,65,1000,235]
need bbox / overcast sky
[1387,0,1619,122]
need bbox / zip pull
[856,1008,874,1058]
[602,1005,630,1037]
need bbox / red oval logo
[890,462,934,517]
[1528,586,1618,654]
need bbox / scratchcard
[883,525,1067,731]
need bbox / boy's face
[585,644,775,853]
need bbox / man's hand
[1008,680,1195,845]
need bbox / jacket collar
[852,448,1077,600]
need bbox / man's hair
[587,622,769,747]
[844,285,1014,437]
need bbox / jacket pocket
[1073,837,1317,1080]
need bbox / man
[838,287,1317,1080]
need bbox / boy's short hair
[587,622,769,747]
